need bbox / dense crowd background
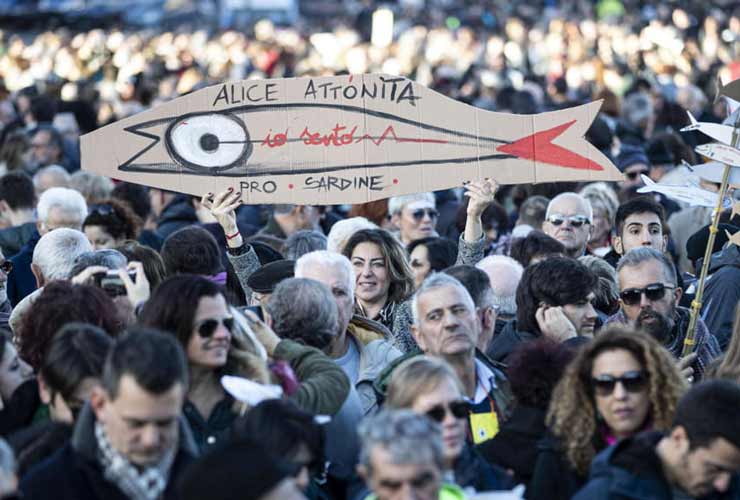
[0,1,738,500]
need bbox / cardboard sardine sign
[81,74,623,204]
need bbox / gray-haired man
[607,247,720,379]
[358,409,464,500]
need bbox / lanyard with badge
[469,372,500,444]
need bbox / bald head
[542,193,593,258]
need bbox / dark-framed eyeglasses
[0,260,12,274]
[625,170,650,180]
[592,371,648,397]
[619,283,675,306]
[546,214,591,228]
[411,208,439,221]
[196,317,235,338]
[89,204,115,216]
[425,400,469,423]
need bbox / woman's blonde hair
[386,356,464,409]
[547,325,686,475]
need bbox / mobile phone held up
[93,269,136,297]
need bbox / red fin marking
[497,120,604,171]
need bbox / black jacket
[477,405,547,486]
[0,222,36,260]
[702,246,740,351]
[527,433,590,500]
[573,431,740,500]
[486,319,536,364]
[6,229,40,307]
[0,379,40,436]
[156,195,198,241]
[19,404,199,500]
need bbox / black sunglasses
[0,260,12,274]
[89,204,115,216]
[592,371,648,397]
[425,400,469,423]
[411,208,439,221]
[546,214,590,228]
[626,170,649,180]
[620,283,675,306]
[196,317,235,338]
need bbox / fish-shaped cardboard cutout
[716,77,740,104]
[681,112,738,147]
[81,74,622,204]
[733,201,740,220]
[726,229,740,248]
[684,160,740,186]
[637,174,730,208]
[696,143,740,168]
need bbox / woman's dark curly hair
[507,339,576,410]
[83,198,142,241]
[161,226,223,277]
[17,282,122,371]
[547,325,686,475]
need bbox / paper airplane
[221,375,283,407]
[732,201,740,220]
[716,77,740,103]
[695,143,740,167]
[637,174,725,208]
[80,73,621,205]
[681,112,737,147]
[684,159,740,185]
[726,229,740,247]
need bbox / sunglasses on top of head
[196,317,235,338]
[546,214,591,228]
[425,400,469,423]
[592,371,648,397]
[410,208,439,221]
[619,283,674,306]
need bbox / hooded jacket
[156,195,198,241]
[701,245,740,350]
[346,315,402,415]
[573,431,740,500]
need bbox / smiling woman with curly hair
[528,325,687,500]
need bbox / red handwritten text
[355,125,448,146]
[261,129,288,148]
[300,124,358,147]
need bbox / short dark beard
[635,307,675,344]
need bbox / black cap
[686,224,739,263]
[246,259,295,294]
[178,438,293,500]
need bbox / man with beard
[607,247,720,380]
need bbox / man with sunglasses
[575,380,740,500]
[388,193,440,246]
[542,193,593,258]
[608,247,720,380]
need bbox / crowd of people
[0,0,738,499]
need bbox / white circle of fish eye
[170,115,247,168]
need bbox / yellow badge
[470,411,499,444]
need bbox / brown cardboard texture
[81,74,623,204]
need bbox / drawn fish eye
[164,113,252,173]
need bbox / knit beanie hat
[615,144,650,172]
